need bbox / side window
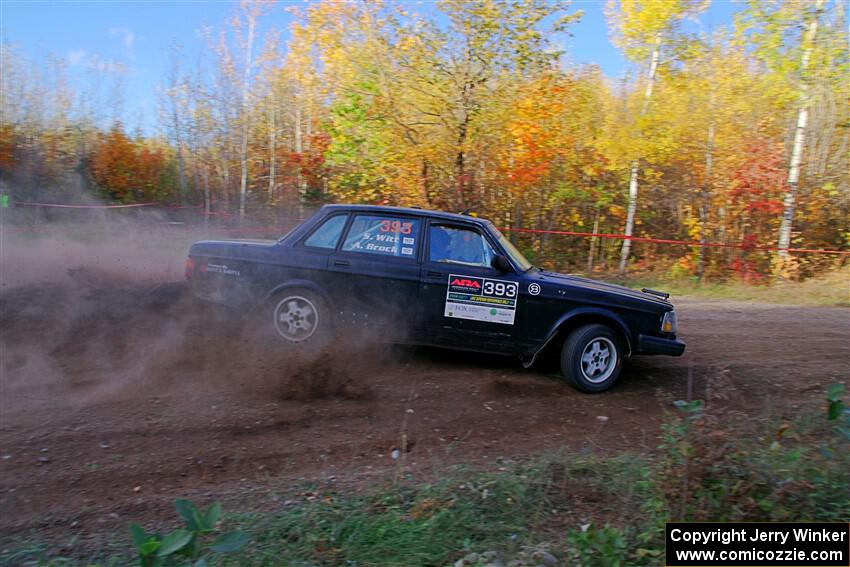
[303,214,348,249]
[341,215,421,258]
[429,225,496,268]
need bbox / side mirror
[491,254,513,273]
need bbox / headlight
[661,310,677,334]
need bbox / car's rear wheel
[560,324,624,393]
[265,290,331,350]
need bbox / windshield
[488,223,533,271]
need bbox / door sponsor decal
[445,274,518,325]
[528,282,541,295]
[204,263,241,276]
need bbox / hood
[536,271,672,309]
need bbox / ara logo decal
[450,278,481,289]
[444,274,518,325]
[448,276,486,296]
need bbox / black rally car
[186,204,684,392]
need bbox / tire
[264,289,331,350]
[560,324,624,393]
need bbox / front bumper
[638,334,686,356]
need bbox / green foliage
[129,499,248,567]
[211,398,850,566]
[657,388,850,524]
[209,454,653,566]
[825,383,850,441]
[5,390,850,566]
[565,524,629,567]
[226,471,544,565]
[324,87,392,203]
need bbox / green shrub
[129,499,248,566]
[565,524,629,567]
[656,385,850,523]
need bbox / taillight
[185,257,194,279]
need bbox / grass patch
[0,536,128,567]
[618,266,849,307]
[222,453,648,566]
[4,388,849,566]
[657,404,850,523]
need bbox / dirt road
[1,273,848,542]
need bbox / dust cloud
[0,205,355,420]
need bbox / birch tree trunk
[619,33,662,274]
[698,120,715,280]
[238,11,256,220]
[267,99,276,204]
[294,104,306,202]
[220,155,231,210]
[303,105,313,201]
[587,210,601,273]
[776,0,825,267]
[167,52,188,205]
[202,168,210,227]
[170,100,188,205]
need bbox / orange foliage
[89,125,167,201]
[0,124,16,174]
[502,76,567,190]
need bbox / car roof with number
[319,204,490,226]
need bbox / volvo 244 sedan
[186,205,684,392]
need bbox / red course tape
[13,201,159,209]
[499,227,850,256]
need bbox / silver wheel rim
[580,337,617,383]
[273,295,319,342]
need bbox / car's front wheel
[560,324,624,393]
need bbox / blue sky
[2,0,742,134]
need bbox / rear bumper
[637,334,686,356]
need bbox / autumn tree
[162,45,191,205]
[89,125,173,201]
[209,0,276,218]
[606,0,708,273]
[411,0,580,210]
[739,0,847,277]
